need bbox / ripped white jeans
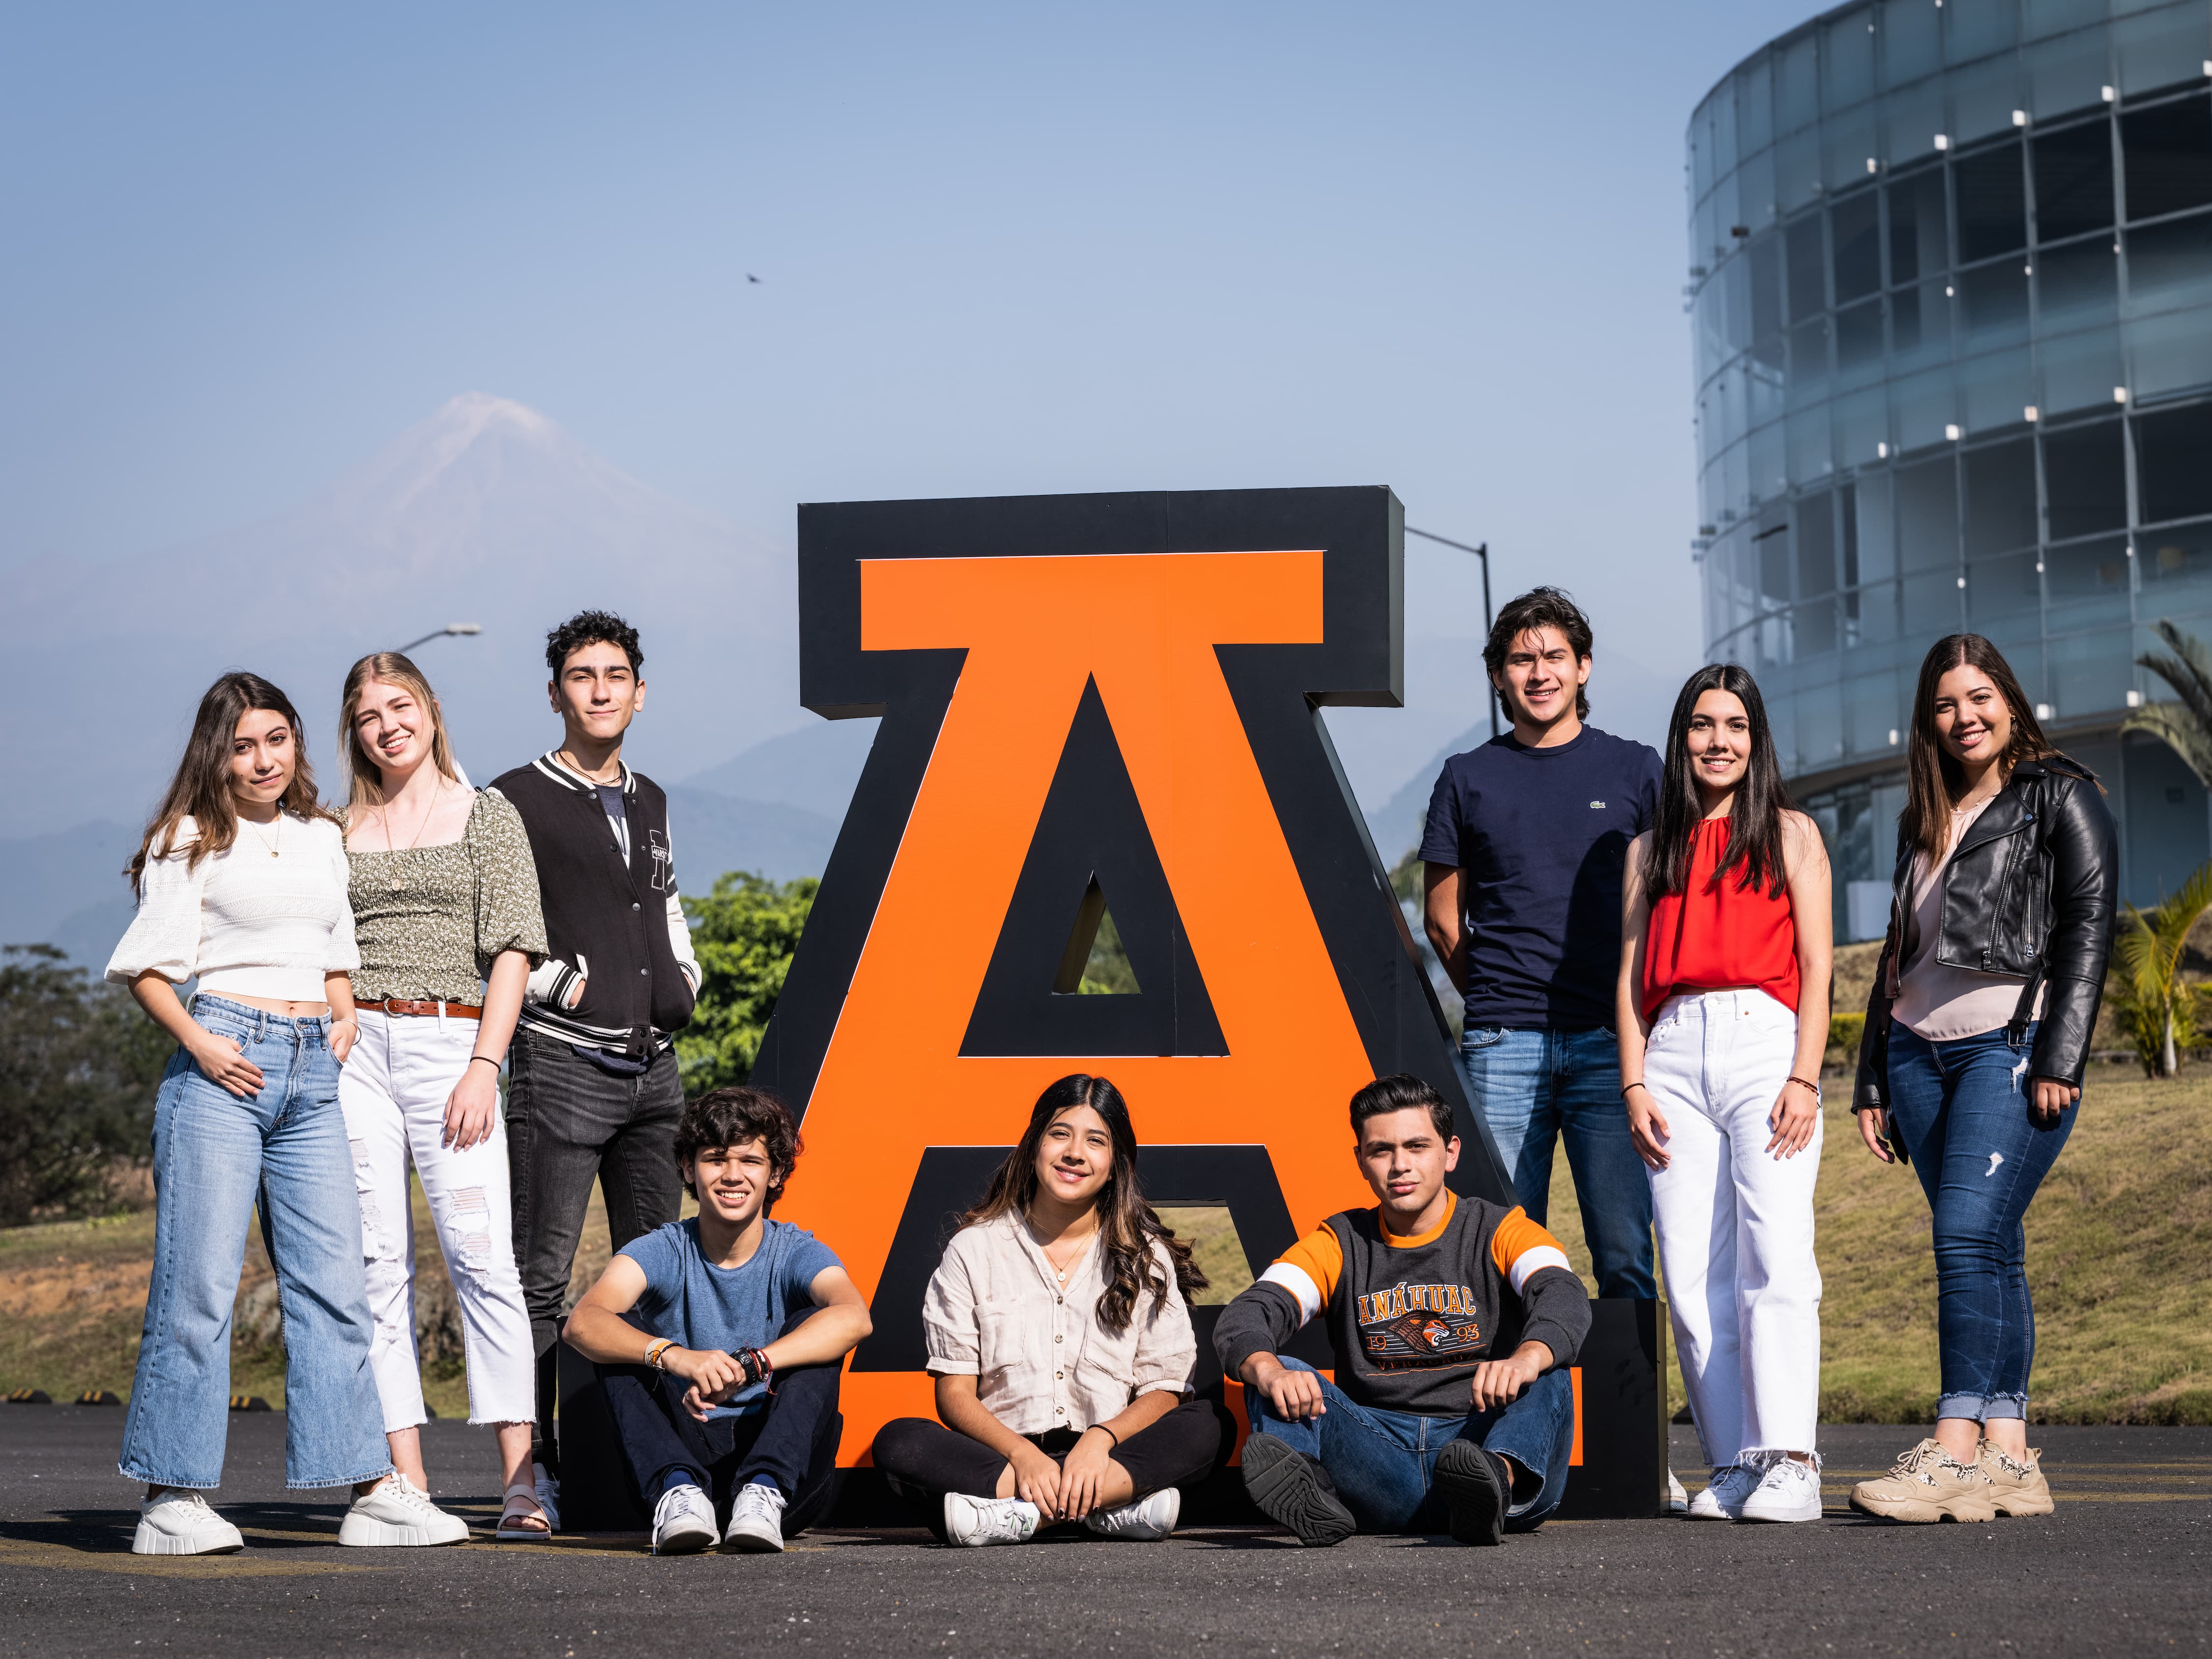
[338,1009,534,1430]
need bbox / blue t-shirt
[618,1217,842,1417]
[1418,725,1662,1030]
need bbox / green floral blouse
[345,791,549,1004]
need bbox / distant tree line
[0,945,169,1226]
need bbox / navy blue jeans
[1458,1025,1655,1298]
[1248,1358,1575,1533]
[1884,1019,2075,1423]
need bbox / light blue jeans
[119,996,392,1491]
[1248,1358,1576,1533]
[1458,1025,1656,1299]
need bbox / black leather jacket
[1853,755,2118,1110]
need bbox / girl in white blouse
[871,1074,1230,1546]
[105,673,451,1557]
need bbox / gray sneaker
[721,1481,787,1552]
[650,1484,719,1555]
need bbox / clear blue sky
[2,1,1813,676]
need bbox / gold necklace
[243,812,282,858]
[1037,1221,1095,1283]
[385,783,446,893]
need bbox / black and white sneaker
[1434,1441,1508,1546]
[1240,1433,1355,1547]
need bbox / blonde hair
[338,652,461,809]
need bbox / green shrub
[676,873,817,1095]
[1826,1011,1866,1068]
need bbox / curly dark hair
[545,609,643,677]
[675,1086,802,1210]
[1349,1073,1455,1142]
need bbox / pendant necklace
[245,812,283,858]
[387,783,443,893]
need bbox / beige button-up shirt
[922,1211,1197,1435]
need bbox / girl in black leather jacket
[1848,636,2116,1524]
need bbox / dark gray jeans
[505,1026,684,1469]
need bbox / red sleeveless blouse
[1639,817,1799,1020]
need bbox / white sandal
[494,1480,553,1542]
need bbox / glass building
[1687,0,2212,938]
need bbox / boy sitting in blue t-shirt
[565,1086,871,1554]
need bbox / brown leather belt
[357,998,484,1020]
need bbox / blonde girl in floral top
[336,651,551,1542]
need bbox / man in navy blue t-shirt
[1419,587,1662,1304]
[566,1087,871,1554]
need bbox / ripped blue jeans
[1883,1019,2074,1423]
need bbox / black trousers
[597,1349,843,1535]
[507,1027,685,1470]
[873,1397,1231,1534]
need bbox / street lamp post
[1404,527,1498,739]
[396,623,483,653]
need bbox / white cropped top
[105,813,360,1003]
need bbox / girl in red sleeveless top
[1616,665,1832,1525]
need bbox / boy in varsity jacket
[1214,1073,1590,1546]
[490,611,703,1511]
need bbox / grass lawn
[5,1065,2205,1425]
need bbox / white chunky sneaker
[1083,1487,1180,1541]
[338,1475,471,1547]
[1685,1461,1763,1521]
[133,1490,244,1556]
[722,1481,787,1552]
[1665,1468,1688,1516]
[651,1484,719,1555]
[1740,1455,1824,1523]
[942,1492,1040,1547]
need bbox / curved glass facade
[1688,0,2212,930]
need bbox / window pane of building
[2127,304,2212,401]
[1902,568,1966,631]
[2033,118,2117,239]
[1758,520,1793,604]
[1969,549,2044,621]
[1898,457,1961,570]
[2038,323,2124,412]
[1893,359,1957,447]
[2046,534,2136,630]
[1947,0,2019,63]
[1964,437,2040,554]
[1799,596,1840,656]
[1961,347,2033,432]
[2136,401,2212,524]
[1741,58,1775,156]
[1961,258,2032,337]
[1751,233,1785,341]
[1834,190,1883,302]
[1790,317,1832,397]
[1857,470,1899,583]
[1833,385,1890,468]
[2136,519,2212,622]
[1846,671,1901,757]
[2117,6,2212,99]
[1856,577,1904,642]
[1786,214,1828,320]
[1883,0,1943,83]
[2125,207,2212,313]
[2026,24,2115,120]
[2037,233,2120,317]
[1799,490,1838,595]
[2120,92,2212,221]
[1888,165,1949,283]
[1780,33,1819,132]
[2043,417,2129,538]
[1957,143,2030,261]
[1837,297,1887,371]
[1826,9,1877,107]
[2049,624,2135,716]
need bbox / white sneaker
[1083,1487,1180,1541]
[133,1490,244,1556]
[1685,1462,1763,1521]
[1665,1468,1688,1516]
[337,1475,471,1547]
[722,1481,787,1552]
[1740,1455,1824,1523]
[651,1484,719,1555]
[532,1462,562,1532]
[942,1492,1040,1547]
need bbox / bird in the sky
[747,273,761,284]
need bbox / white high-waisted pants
[1642,989,1823,1465]
[337,1008,534,1431]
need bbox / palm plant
[2109,858,2212,1077]
[2125,620,2212,786]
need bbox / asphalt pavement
[0,1408,2205,1657]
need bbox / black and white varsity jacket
[489,752,700,1059]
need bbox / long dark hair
[1901,634,2066,864]
[1644,663,1794,899]
[128,673,333,898]
[960,1074,1206,1334]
